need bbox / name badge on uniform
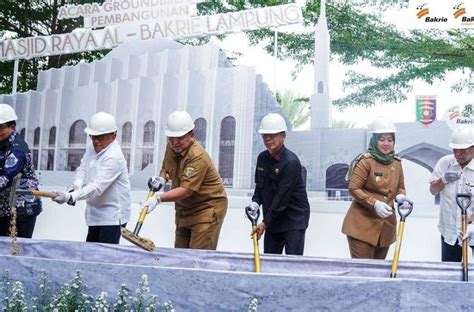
[5,154,18,168]
[184,166,195,177]
[374,172,383,182]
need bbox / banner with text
[0,1,302,61]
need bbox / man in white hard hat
[52,112,131,244]
[248,113,310,255]
[0,104,42,238]
[144,111,228,250]
[430,125,474,262]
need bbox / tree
[244,1,473,108]
[275,89,310,129]
[1,0,472,107]
[0,0,108,94]
[332,119,355,129]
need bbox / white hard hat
[165,111,195,137]
[449,126,474,149]
[84,112,117,136]
[258,113,288,134]
[0,104,18,124]
[369,116,397,134]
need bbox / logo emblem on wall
[416,95,436,126]
[416,3,430,19]
[453,3,466,19]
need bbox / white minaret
[310,0,332,129]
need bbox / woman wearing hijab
[341,116,411,259]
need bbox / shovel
[120,177,163,251]
[457,193,471,282]
[390,200,413,278]
[245,205,261,273]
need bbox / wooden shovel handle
[16,190,58,198]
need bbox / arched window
[32,127,40,169]
[122,122,132,147]
[318,81,324,94]
[194,118,207,148]
[49,127,56,147]
[325,163,350,201]
[218,116,236,187]
[142,120,155,169]
[143,121,155,147]
[46,127,56,170]
[33,127,40,147]
[301,166,307,188]
[67,120,87,171]
[69,120,87,147]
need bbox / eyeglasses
[262,133,281,140]
[89,133,110,141]
[0,124,10,131]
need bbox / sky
[211,4,472,129]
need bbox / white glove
[463,224,474,242]
[374,200,393,218]
[52,191,71,205]
[395,194,413,206]
[144,195,161,214]
[248,201,260,213]
[246,201,260,220]
[441,171,462,184]
[148,176,165,191]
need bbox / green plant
[30,271,53,312]
[248,298,259,312]
[0,270,256,311]
[332,119,355,129]
[275,89,310,129]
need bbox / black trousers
[264,229,306,255]
[0,214,38,238]
[86,223,126,244]
[441,235,473,262]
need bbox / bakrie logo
[416,3,430,18]
[453,3,466,18]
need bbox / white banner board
[0,1,302,61]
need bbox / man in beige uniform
[145,111,227,250]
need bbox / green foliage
[30,271,53,312]
[0,270,175,311]
[462,104,473,118]
[275,89,310,129]
[0,0,110,94]
[0,269,258,311]
[247,298,259,312]
[332,119,355,129]
[50,270,94,311]
[244,2,474,108]
[2,0,467,109]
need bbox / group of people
[342,116,474,262]
[1,102,473,263]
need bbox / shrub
[0,270,259,311]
